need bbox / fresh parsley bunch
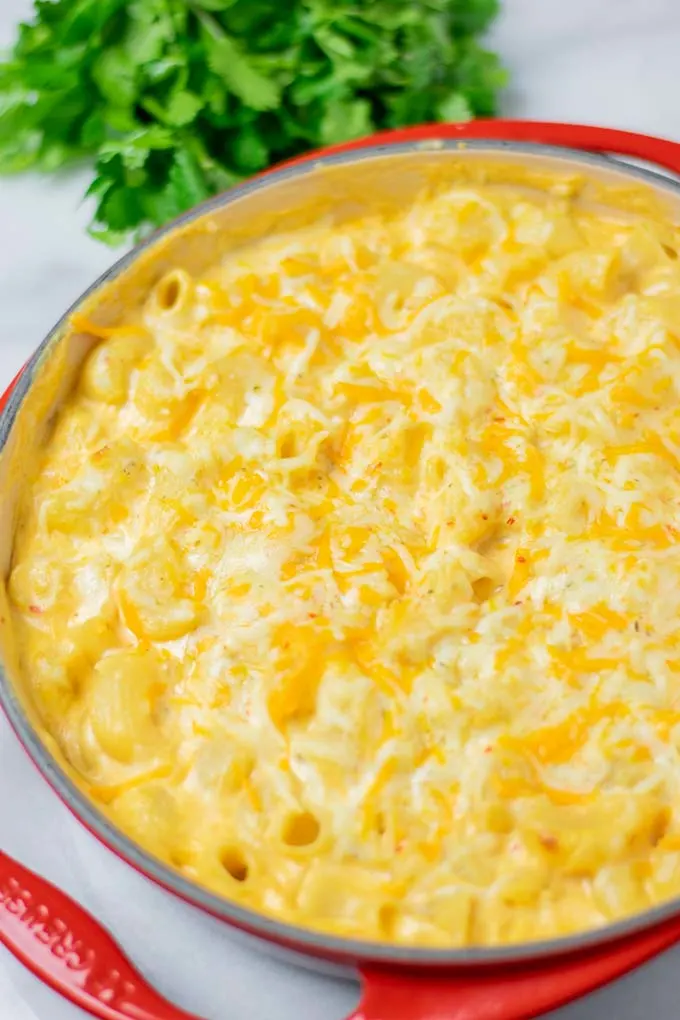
[0,0,506,243]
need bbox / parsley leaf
[0,0,506,243]
[198,12,282,112]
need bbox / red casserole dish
[4,119,680,1020]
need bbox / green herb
[0,0,506,243]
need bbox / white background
[2,1,680,1017]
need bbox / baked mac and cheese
[10,176,680,945]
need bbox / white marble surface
[3,0,680,1017]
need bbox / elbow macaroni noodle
[10,178,680,945]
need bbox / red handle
[0,850,200,1020]
[276,119,680,179]
[349,913,680,1020]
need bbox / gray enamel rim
[3,138,680,969]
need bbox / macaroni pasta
[10,178,680,945]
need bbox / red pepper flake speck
[516,555,526,563]
[540,834,559,852]
[507,516,516,526]
[28,605,43,615]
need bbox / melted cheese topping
[10,181,680,946]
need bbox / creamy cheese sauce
[10,180,680,945]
